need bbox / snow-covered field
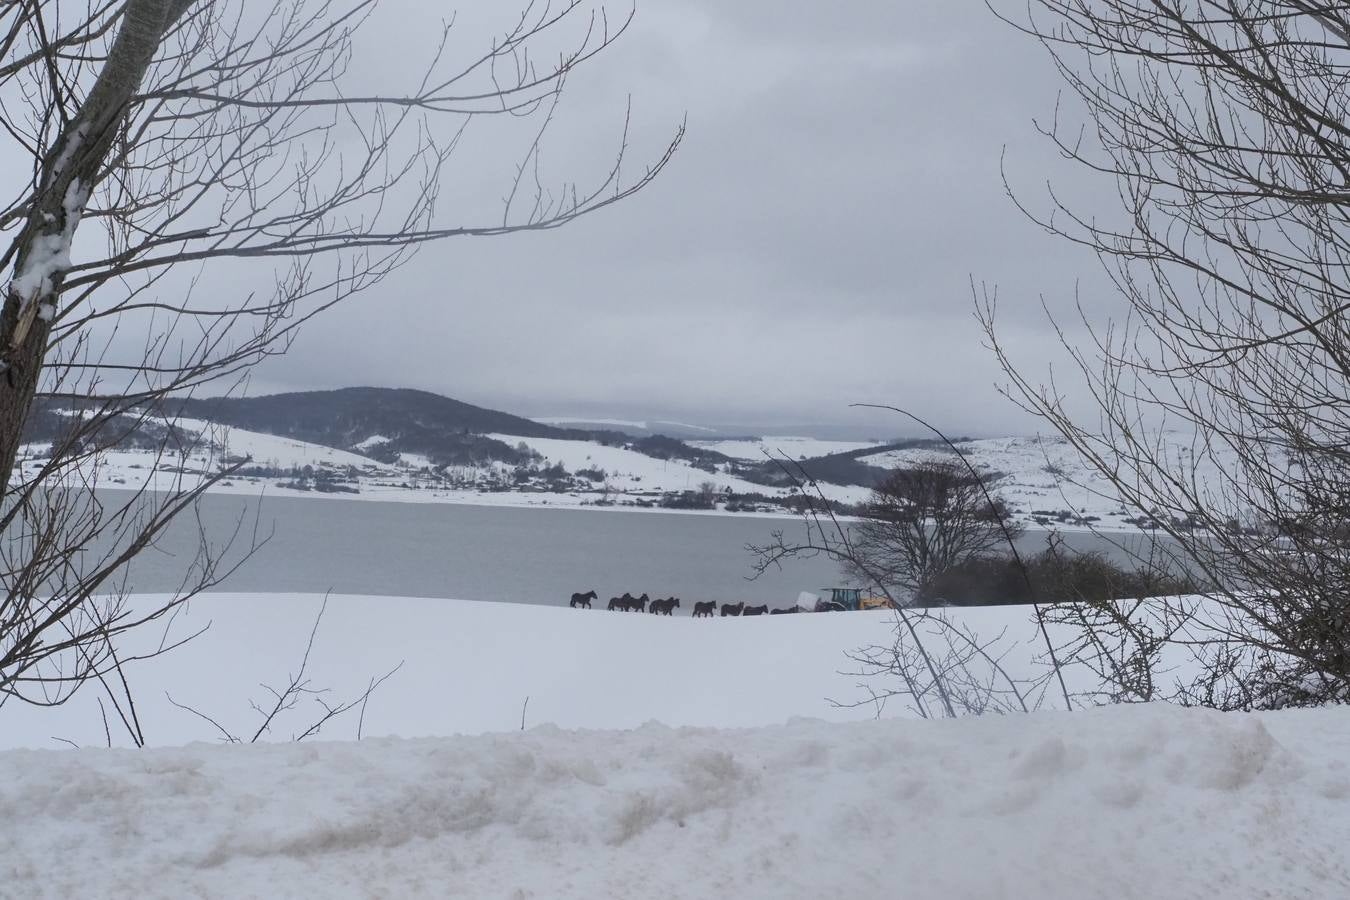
[861,433,1251,531]
[3,595,1348,897]
[1,596,917,750]
[485,432,783,497]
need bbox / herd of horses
[568,590,802,617]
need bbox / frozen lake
[86,492,1173,609]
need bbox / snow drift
[3,703,1348,899]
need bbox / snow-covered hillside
[178,417,379,469]
[5,702,1347,899]
[15,418,873,513]
[861,433,1254,531]
[488,433,791,497]
[16,412,1253,530]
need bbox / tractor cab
[813,587,896,612]
[816,587,862,612]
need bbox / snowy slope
[486,433,774,496]
[15,419,385,486]
[0,592,1205,752]
[3,704,1347,899]
[2,596,921,750]
[863,435,1124,522]
[176,417,379,469]
[861,433,1254,530]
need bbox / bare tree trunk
[0,0,677,720]
[0,0,193,482]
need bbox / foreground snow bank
[4,703,1348,899]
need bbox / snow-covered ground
[863,435,1126,525]
[178,417,379,469]
[0,592,1217,751]
[486,432,782,497]
[3,594,1348,897]
[5,698,1347,898]
[1,596,919,750]
[861,433,1251,531]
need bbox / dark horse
[742,604,768,616]
[630,592,650,613]
[720,602,744,617]
[570,590,597,609]
[608,592,635,611]
[770,606,799,615]
[650,597,680,615]
[692,601,716,618]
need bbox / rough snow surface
[9,225,73,301]
[3,704,1347,899]
[8,175,88,303]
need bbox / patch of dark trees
[728,438,961,491]
[915,548,1202,608]
[21,401,196,455]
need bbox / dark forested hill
[172,387,571,440]
[160,387,597,466]
[26,387,893,485]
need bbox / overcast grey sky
[247,2,1115,437]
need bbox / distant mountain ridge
[25,386,890,488]
[530,416,731,440]
[175,387,575,438]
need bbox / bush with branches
[0,0,678,734]
[981,1,1350,708]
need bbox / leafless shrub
[832,609,1043,718]
[748,412,1073,718]
[845,459,1021,601]
[983,1,1350,707]
[164,593,403,743]
[1,1,678,726]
